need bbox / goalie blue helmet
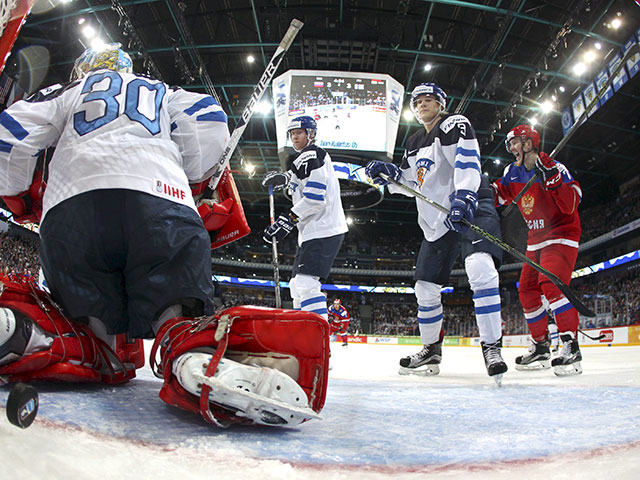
[70,43,133,82]
[410,82,447,124]
[287,116,317,141]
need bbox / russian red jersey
[493,158,582,251]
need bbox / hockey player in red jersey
[493,124,583,375]
[328,298,350,346]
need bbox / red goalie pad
[195,167,250,250]
[151,305,330,427]
[0,275,144,384]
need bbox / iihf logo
[416,157,435,186]
[155,180,163,193]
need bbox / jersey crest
[521,193,535,215]
[416,157,435,187]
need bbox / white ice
[1,342,639,480]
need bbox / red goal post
[0,0,34,74]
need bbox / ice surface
[1,343,639,479]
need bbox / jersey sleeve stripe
[196,110,228,123]
[454,160,481,171]
[455,146,481,160]
[0,139,13,153]
[183,97,217,116]
[0,111,29,140]
[418,304,440,312]
[303,192,325,201]
[305,181,326,190]
[472,287,500,299]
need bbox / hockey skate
[481,338,508,386]
[398,341,442,376]
[552,332,582,376]
[515,337,551,370]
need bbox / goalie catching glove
[535,152,562,190]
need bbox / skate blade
[398,364,440,376]
[553,362,583,377]
[515,360,551,371]
[492,373,505,387]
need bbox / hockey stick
[379,173,595,317]
[502,43,640,217]
[202,19,304,198]
[268,185,282,308]
[578,328,606,341]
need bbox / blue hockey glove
[365,161,401,186]
[262,170,292,192]
[263,212,298,244]
[534,153,562,190]
[445,189,478,233]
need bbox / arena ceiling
[9,0,640,232]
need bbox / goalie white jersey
[390,113,481,242]
[0,69,229,220]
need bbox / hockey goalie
[0,275,330,427]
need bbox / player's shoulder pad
[439,114,472,134]
[25,81,78,103]
[292,145,325,177]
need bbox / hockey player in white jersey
[366,82,507,382]
[0,44,331,427]
[262,116,348,319]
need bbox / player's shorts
[39,189,214,338]
[414,230,461,285]
[460,213,503,269]
[292,233,345,281]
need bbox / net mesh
[0,0,18,35]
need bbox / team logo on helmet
[70,43,133,81]
[410,82,447,124]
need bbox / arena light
[529,117,538,126]
[594,42,602,50]
[346,216,353,225]
[247,55,255,63]
[90,38,106,50]
[540,100,553,113]
[583,50,597,63]
[572,62,587,76]
[610,17,622,30]
[402,109,414,121]
[82,25,96,39]
[558,85,566,93]
[256,100,272,114]
[244,162,255,174]
[423,63,432,71]
[78,18,86,25]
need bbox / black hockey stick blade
[501,43,640,217]
[379,173,596,317]
[578,329,606,341]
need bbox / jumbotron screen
[272,70,404,161]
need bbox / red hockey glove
[535,153,562,190]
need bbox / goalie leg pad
[152,305,330,427]
[173,352,320,426]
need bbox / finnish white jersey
[0,69,229,220]
[390,113,481,241]
[287,145,348,245]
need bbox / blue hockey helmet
[410,82,447,123]
[287,115,317,141]
[70,42,133,81]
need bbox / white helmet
[410,82,447,124]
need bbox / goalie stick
[502,42,640,217]
[202,19,304,198]
[379,173,596,317]
[268,186,282,308]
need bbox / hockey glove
[262,170,292,192]
[365,161,401,186]
[445,189,478,233]
[535,153,562,190]
[263,212,298,244]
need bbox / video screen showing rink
[288,74,388,152]
[2,340,639,479]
